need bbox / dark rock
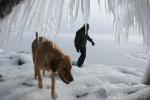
[76,92,88,98]
[0,0,24,19]
[21,82,34,87]
[17,58,25,65]
[96,88,107,98]
[0,74,5,82]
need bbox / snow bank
[121,87,150,100]
[0,51,148,100]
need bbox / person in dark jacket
[74,23,95,67]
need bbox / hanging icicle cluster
[104,0,150,48]
[67,0,79,27]
[102,0,150,84]
[0,0,65,46]
[0,0,91,47]
[1,0,150,50]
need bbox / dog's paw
[51,93,58,100]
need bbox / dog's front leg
[34,65,38,80]
[51,72,57,99]
[37,67,43,88]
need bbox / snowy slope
[0,34,149,100]
[0,51,149,100]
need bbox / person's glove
[92,41,95,46]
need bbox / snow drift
[0,51,149,100]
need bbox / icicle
[67,0,75,27]
[81,0,90,24]
[40,0,52,33]
[50,0,64,35]
[97,0,101,11]
[14,0,35,43]
[73,0,80,21]
[67,0,80,27]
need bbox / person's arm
[86,33,95,46]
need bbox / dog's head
[50,55,74,84]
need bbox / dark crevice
[0,74,5,82]
[21,82,35,87]
[0,0,24,19]
[17,58,25,65]
[76,92,89,98]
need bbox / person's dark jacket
[74,26,94,51]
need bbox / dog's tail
[36,32,38,39]
[35,32,39,43]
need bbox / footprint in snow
[76,92,89,98]
[21,82,35,87]
[0,74,5,82]
[95,88,107,98]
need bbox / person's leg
[77,47,86,67]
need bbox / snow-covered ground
[0,33,149,100]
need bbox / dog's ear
[50,58,61,72]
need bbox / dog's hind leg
[51,72,57,99]
[34,65,38,79]
[37,67,43,89]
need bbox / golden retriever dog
[32,32,74,99]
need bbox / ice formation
[81,0,90,25]
[103,0,150,84]
[104,0,150,49]
[67,0,79,27]
[0,0,91,47]
[0,0,65,47]
[0,0,149,48]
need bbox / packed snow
[0,34,149,100]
